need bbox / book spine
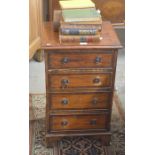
[64,17,101,23]
[60,28,97,35]
[60,35,100,43]
[61,24,102,31]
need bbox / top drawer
[47,50,114,69]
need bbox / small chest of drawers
[42,22,122,147]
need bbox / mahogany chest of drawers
[42,21,122,147]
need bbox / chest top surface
[41,21,122,50]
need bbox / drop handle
[61,79,69,88]
[61,98,68,105]
[92,98,98,105]
[95,57,102,63]
[61,79,69,84]
[90,119,97,125]
[62,57,69,64]
[61,120,68,126]
[93,78,100,83]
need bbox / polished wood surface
[48,73,112,90]
[45,50,119,146]
[50,113,110,131]
[92,0,125,24]
[41,22,122,49]
[44,21,122,147]
[29,0,43,59]
[47,50,114,69]
[49,92,112,110]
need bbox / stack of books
[58,0,102,44]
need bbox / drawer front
[48,73,112,89]
[50,114,109,131]
[49,92,112,110]
[48,52,113,69]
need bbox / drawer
[49,92,112,110]
[50,113,110,131]
[48,73,112,90]
[47,51,114,69]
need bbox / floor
[115,28,125,110]
[115,48,125,110]
[29,59,46,94]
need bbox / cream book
[59,0,95,9]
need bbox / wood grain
[48,51,114,69]
[41,22,123,50]
[43,21,122,146]
[29,0,43,59]
[48,73,112,89]
[49,92,112,110]
[50,114,110,131]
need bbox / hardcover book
[60,23,102,31]
[59,0,95,9]
[53,10,62,32]
[60,28,98,35]
[62,8,101,22]
[59,34,101,43]
[60,19,102,25]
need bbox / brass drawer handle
[92,98,98,105]
[61,120,68,126]
[61,79,69,88]
[62,57,69,64]
[93,78,100,83]
[90,119,97,125]
[95,57,102,63]
[61,98,69,105]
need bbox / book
[59,34,101,43]
[60,28,98,35]
[59,0,95,9]
[62,8,101,22]
[60,18,102,25]
[52,10,102,32]
[53,10,62,32]
[60,23,102,31]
